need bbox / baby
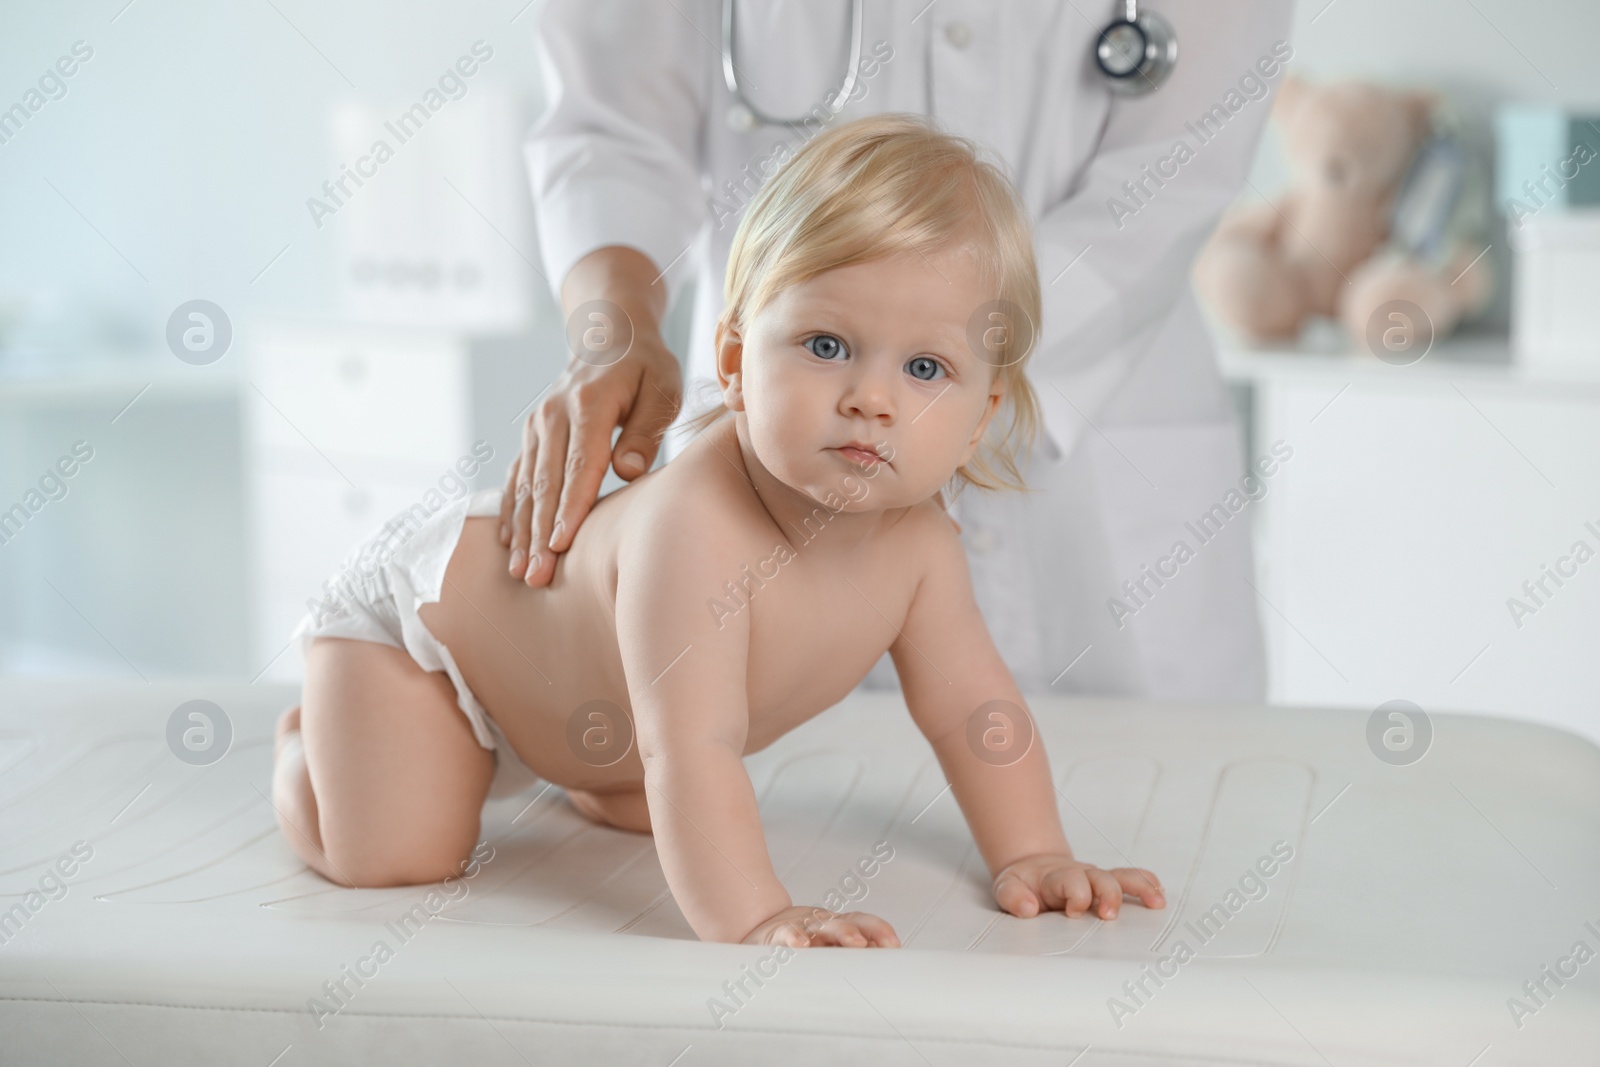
[272,113,1165,947]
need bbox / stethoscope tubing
[722,0,865,129]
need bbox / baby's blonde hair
[681,112,1043,499]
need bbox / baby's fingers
[817,915,892,948]
[839,911,900,948]
[1113,867,1166,909]
[994,870,1042,918]
[1086,868,1127,919]
[768,911,827,949]
[1039,866,1094,917]
[786,915,858,947]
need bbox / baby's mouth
[833,445,885,468]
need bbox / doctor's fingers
[496,414,548,537]
[543,339,681,562]
[609,345,681,491]
[513,369,636,585]
[496,384,586,557]
[549,342,681,556]
[503,414,554,584]
[498,454,518,544]
[510,398,585,587]
[504,338,681,580]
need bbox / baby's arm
[890,515,1165,919]
[615,503,896,946]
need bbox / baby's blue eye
[907,355,944,382]
[806,334,845,361]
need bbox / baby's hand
[993,854,1165,920]
[741,905,901,948]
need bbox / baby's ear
[963,383,1005,457]
[713,320,746,410]
[722,371,745,411]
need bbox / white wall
[0,2,559,677]
[0,1,551,335]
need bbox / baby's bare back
[418,418,934,798]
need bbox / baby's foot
[567,787,652,834]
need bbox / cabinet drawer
[248,461,486,675]
[246,327,468,464]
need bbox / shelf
[1215,328,1600,398]
[0,353,240,408]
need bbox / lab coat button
[969,526,998,554]
[944,22,973,49]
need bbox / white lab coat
[526,0,1291,702]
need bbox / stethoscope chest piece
[1094,3,1178,97]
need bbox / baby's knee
[322,830,480,889]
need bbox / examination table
[1,675,1596,1065]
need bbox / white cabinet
[244,325,471,682]
[1225,338,1600,746]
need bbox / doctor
[504,0,1293,702]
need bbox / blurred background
[1,1,1597,744]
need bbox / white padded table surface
[1,675,1597,1065]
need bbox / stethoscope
[721,0,1177,132]
[1094,1,1178,96]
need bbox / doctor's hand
[500,336,680,585]
[500,249,680,587]
[993,854,1165,921]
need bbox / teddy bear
[1194,75,1491,349]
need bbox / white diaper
[291,487,543,800]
